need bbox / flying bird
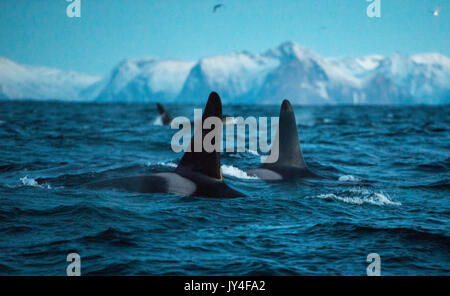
[213,3,225,13]
[433,5,440,16]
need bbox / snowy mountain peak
[1,42,449,104]
[411,52,450,67]
[265,41,316,62]
[85,58,195,102]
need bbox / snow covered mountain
[178,42,360,104]
[256,42,361,104]
[328,55,384,78]
[178,52,279,103]
[0,58,100,101]
[83,41,450,104]
[365,53,450,104]
[81,58,195,102]
[329,52,450,104]
[1,42,450,104]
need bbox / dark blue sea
[0,101,449,275]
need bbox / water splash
[339,175,360,182]
[20,176,51,189]
[311,188,401,206]
[150,161,177,168]
[247,149,259,156]
[221,165,258,179]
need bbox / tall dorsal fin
[264,99,307,169]
[156,103,173,125]
[156,103,166,115]
[176,92,223,180]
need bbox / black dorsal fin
[156,103,166,115]
[156,103,173,125]
[264,99,307,169]
[176,92,223,180]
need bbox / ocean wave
[351,225,449,243]
[1,225,33,234]
[307,222,450,246]
[416,160,449,172]
[86,261,140,275]
[0,164,21,172]
[221,165,258,180]
[5,204,143,224]
[401,179,449,190]
[20,176,51,189]
[344,225,450,247]
[79,227,138,247]
[338,175,360,182]
[154,161,177,168]
[311,188,401,206]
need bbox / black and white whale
[88,92,245,198]
[246,100,321,180]
[156,103,173,125]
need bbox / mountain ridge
[0,58,100,101]
[1,41,449,104]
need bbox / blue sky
[0,0,448,75]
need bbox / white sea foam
[147,161,257,179]
[20,176,39,186]
[339,175,360,182]
[20,176,51,189]
[221,165,258,179]
[247,149,259,156]
[312,189,401,206]
[228,149,259,158]
[156,161,177,168]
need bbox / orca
[156,103,173,125]
[246,99,321,180]
[88,92,245,198]
[156,102,232,126]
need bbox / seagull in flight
[432,5,440,16]
[213,3,225,13]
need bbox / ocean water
[0,101,449,275]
